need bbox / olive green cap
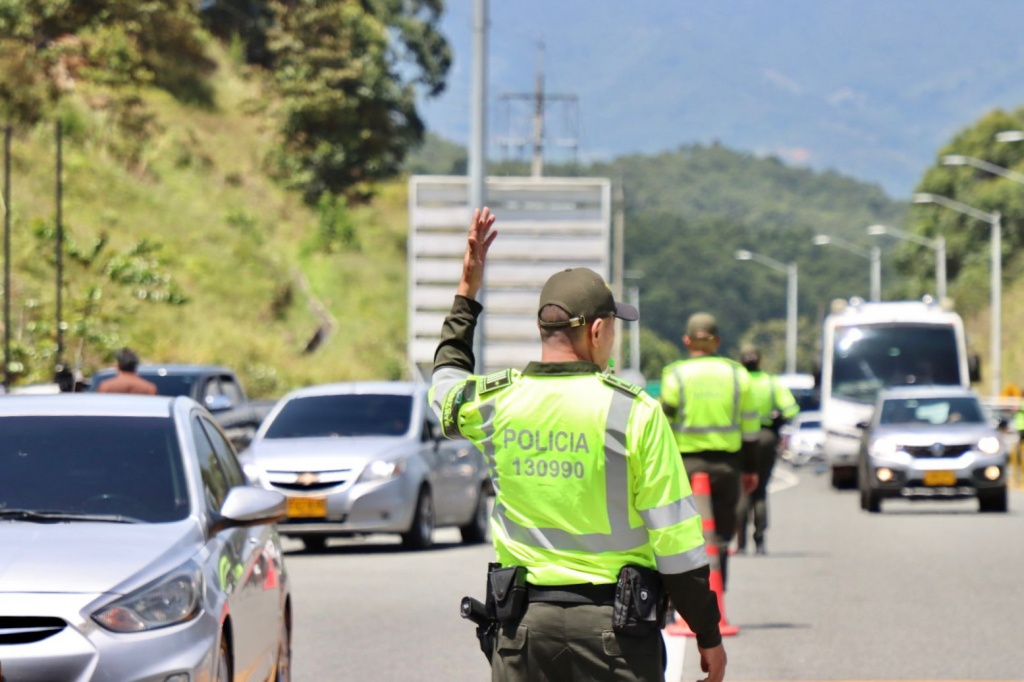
[739,343,761,363]
[686,312,718,339]
[538,268,639,329]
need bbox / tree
[266,0,451,203]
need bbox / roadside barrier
[665,471,740,637]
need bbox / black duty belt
[528,583,617,606]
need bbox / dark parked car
[90,364,248,414]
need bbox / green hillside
[3,45,410,397]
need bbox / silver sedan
[0,394,291,681]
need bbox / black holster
[613,565,668,637]
[460,562,528,665]
[488,563,528,626]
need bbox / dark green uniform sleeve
[432,295,483,373]
[662,565,722,648]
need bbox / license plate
[923,470,956,486]
[287,497,327,518]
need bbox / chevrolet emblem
[296,472,320,486]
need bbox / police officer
[659,313,759,590]
[431,208,726,682]
[735,343,799,555]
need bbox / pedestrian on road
[734,343,799,555]
[430,208,726,682]
[97,348,158,395]
[659,313,759,589]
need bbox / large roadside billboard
[408,175,612,379]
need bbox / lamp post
[866,224,946,300]
[812,235,881,302]
[735,250,798,374]
[942,154,1024,185]
[913,192,1001,397]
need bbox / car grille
[266,469,354,492]
[903,444,972,458]
[0,616,66,644]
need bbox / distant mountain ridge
[419,0,1024,198]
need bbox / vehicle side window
[199,417,246,488]
[201,378,224,403]
[220,376,245,405]
[193,414,231,512]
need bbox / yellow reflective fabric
[660,356,759,453]
[452,371,708,585]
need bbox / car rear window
[0,416,189,522]
[263,394,414,439]
[880,397,984,425]
[800,420,821,429]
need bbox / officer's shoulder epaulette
[601,373,643,397]
[477,368,514,395]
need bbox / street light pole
[812,235,881,301]
[735,250,798,374]
[912,193,1001,397]
[866,224,946,300]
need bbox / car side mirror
[968,353,982,384]
[855,421,869,430]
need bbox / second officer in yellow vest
[659,313,760,590]
[735,343,799,555]
[430,208,726,682]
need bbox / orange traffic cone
[665,471,739,637]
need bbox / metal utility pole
[498,42,578,175]
[468,0,488,372]
[3,127,10,393]
[55,121,64,371]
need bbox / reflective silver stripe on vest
[730,365,741,425]
[493,502,649,553]
[639,496,699,530]
[671,367,687,426]
[477,402,500,495]
[655,543,709,574]
[490,386,649,554]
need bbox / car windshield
[879,397,985,426]
[800,420,822,429]
[831,324,961,404]
[93,373,195,397]
[263,394,414,439]
[0,416,189,523]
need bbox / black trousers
[491,602,665,682]
[736,428,778,548]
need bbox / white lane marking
[663,629,685,681]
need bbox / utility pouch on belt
[487,564,528,626]
[613,565,668,637]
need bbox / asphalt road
[283,465,1024,681]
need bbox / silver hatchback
[858,386,1008,513]
[0,395,291,682]
[239,382,490,551]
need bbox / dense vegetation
[3,3,1023,394]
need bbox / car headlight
[871,438,898,458]
[357,458,407,484]
[977,436,1002,456]
[242,462,266,486]
[93,561,203,633]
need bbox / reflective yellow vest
[747,370,800,427]
[659,356,760,453]
[434,368,708,586]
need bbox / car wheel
[459,485,489,545]
[274,613,292,682]
[978,486,1008,513]
[215,631,232,682]
[401,486,434,550]
[301,536,327,552]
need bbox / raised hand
[457,207,498,300]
